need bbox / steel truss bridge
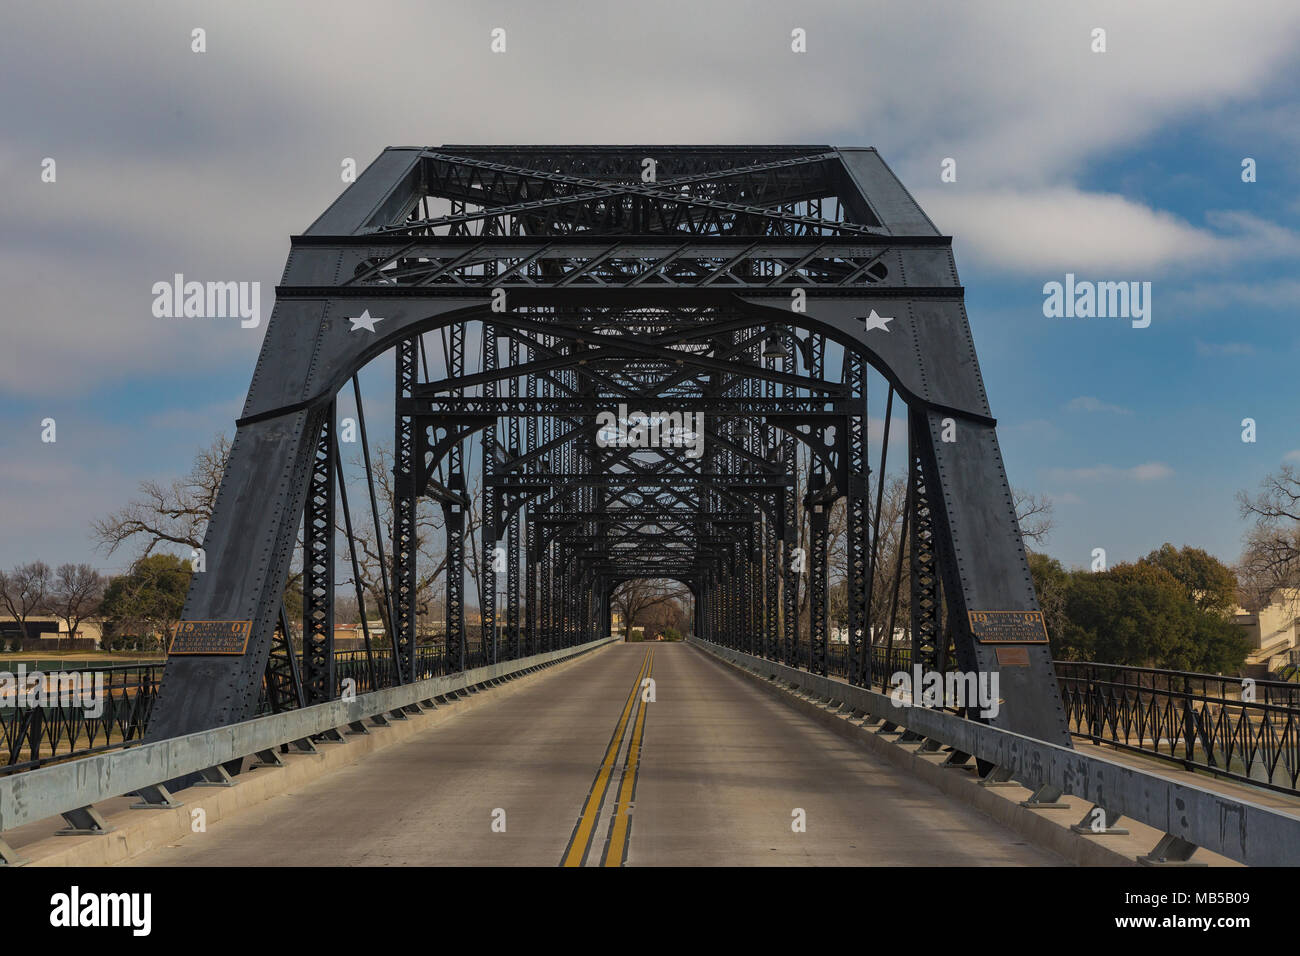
[144,144,1070,747]
[4,147,1299,870]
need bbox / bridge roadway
[124,642,1061,866]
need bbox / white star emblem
[348,309,384,333]
[863,309,894,332]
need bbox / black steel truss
[145,145,1073,755]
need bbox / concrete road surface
[124,642,1061,866]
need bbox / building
[0,615,104,651]
[1232,588,1300,675]
[332,621,386,652]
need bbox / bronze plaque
[994,645,1031,667]
[169,620,253,655]
[968,610,1048,644]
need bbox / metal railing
[1,663,162,775]
[755,641,1300,797]
[1,640,490,776]
[1056,661,1300,795]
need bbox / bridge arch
[146,145,1069,750]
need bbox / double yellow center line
[561,648,653,867]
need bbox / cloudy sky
[2,0,1298,573]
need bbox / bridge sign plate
[968,610,1048,644]
[169,620,253,655]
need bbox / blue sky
[955,100,1300,571]
[1,0,1298,575]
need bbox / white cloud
[1066,396,1131,415]
[868,415,908,445]
[1,1,1299,390]
[1195,340,1256,357]
[3,0,1300,567]
[1168,278,1300,312]
[1045,462,1173,482]
[1132,463,1174,481]
[919,187,1300,275]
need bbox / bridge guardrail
[1055,660,1300,795]
[0,637,615,865]
[692,637,1300,867]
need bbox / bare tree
[0,561,53,648]
[611,579,688,640]
[94,432,305,618]
[810,477,1053,649]
[1237,465,1300,612]
[334,594,360,626]
[48,563,106,651]
[93,434,229,556]
[865,475,910,640]
[796,459,850,630]
[639,594,690,636]
[1012,488,1055,547]
[462,472,489,623]
[336,443,468,643]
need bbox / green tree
[1061,561,1247,671]
[100,554,193,650]
[1139,543,1238,614]
[1026,552,1073,657]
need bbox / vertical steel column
[764,517,779,659]
[542,550,552,653]
[807,334,826,673]
[481,325,498,665]
[539,341,552,652]
[506,340,521,660]
[445,323,467,672]
[809,471,829,677]
[909,416,942,673]
[744,340,760,655]
[301,404,336,702]
[525,341,538,655]
[845,351,869,686]
[393,338,418,683]
[763,349,779,661]
[781,337,799,667]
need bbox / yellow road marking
[602,653,651,867]
[561,648,651,867]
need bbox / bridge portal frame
[145,145,1070,750]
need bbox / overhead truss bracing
[146,146,1072,753]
